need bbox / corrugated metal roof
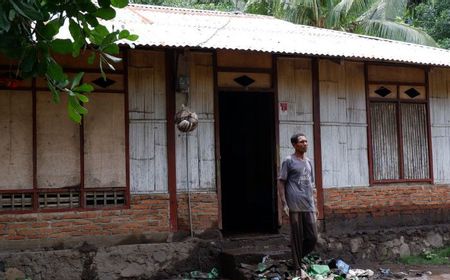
[109,4,450,67]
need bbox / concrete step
[220,234,291,279]
[222,233,290,250]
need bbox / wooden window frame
[365,64,433,185]
[0,55,130,214]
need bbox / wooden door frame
[213,51,279,230]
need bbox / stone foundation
[0,238,221,280]
[1,224,449,279]
[316,224,450,263]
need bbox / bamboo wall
[36,93,80,188]
[0,91,33,189]
[429,67,450,184]
[128,50,168,193]
[319,60,369,187]
[175,52,215,191]
[277,58,315,164]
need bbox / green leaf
[95,7,116,20]
[98,0,111,8]
[102,44,120,55]
[68,104,82,123]
[87,52,96,65]
[69,19,83,42]
[69,19,85,57]
[79,1,97,13]
[8,0,44,21]
[85,14,99,27]
[71,72,84,89]
[76,93,89,103]
[46,59,67,82]
[51,39,73,54]
[89,24,110,45]
[8,9,16,21]
[69,95,88,115]
[74,83,94,93]
[47,81,61,104]
[127,34,139,41]
[101,31,119,46]
[0,10,11,32]
[111,0,128,9]
[39,19,61,40]
[94,25,110,37]
[118,30,130,39]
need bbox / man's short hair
[291,133,306,145]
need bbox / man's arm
[277,179,289,216]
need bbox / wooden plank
[84,93,126,188]
[345,62,366,124]
[430,67,450,183]
[128,50,167,193]
[198,122,216,189]
[130,121,167,193]
[176,52,215,191]
[190,53,214,117]
[0,91,33,189]
[128,67,155,120]
[36,92,80,188]
[216,50,272,68]
[368,65,425,83]
[277,57,317,200]
[277,58,312,122]
[319,60,369,187]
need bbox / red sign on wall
[279,102,288,112]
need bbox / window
[0,54,128,212]
[367,65,431,183]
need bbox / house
[1,4,450,248]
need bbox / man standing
[278,133,317,271]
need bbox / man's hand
[283,205,289,216]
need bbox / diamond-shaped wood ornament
[92,77,116,88]
[234,75,255,87]
[404,88,420,98]
[374,86,392,97]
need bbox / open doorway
[219,91,277,233]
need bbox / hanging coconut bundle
[175,105,198,132]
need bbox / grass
[400,246,450,265]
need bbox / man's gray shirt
[279,155,315,212]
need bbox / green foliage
[244,0,436,46]
[413,0,450,49]
[400,247,450,265]
[0,0,138,123]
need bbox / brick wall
[176,192,219,232]
[0,192,219,244]
[323,185,450,232]
[0,194,170,242]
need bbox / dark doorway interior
[219,91,277,233]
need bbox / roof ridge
[127,3,273,19]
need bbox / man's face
[293,136,308,153]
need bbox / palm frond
[359,0,407,21]
[328,0,372,28]
[358,19,437,46]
